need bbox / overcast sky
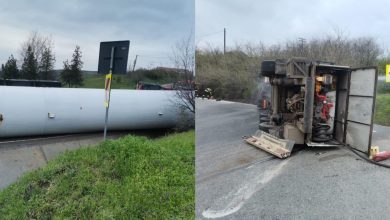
[196,0,390,53]
[0,0,194,70]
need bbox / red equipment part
[262,99,268,109]
[316,93,333,121]
[373,151,390,162]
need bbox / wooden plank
[243,132,293,159]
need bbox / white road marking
[202,159,290,219]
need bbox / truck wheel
[259,112,269,117]
[260,117,270,123]
[258,122,275,133]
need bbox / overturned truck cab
[244,57,377,158]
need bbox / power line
[224,28,226,54]
[196,29,224,40]
[298,37,306,46]
[298,37,306,56]
[137,55,170,59]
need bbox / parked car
[136,81,164,90]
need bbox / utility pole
[298,37,306,56]
[224,28,226,54]
[132,55,138,72]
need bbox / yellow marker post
[104,72,112,108]
[386,64,390,82]
[103,47,115,140]
[369,146,379,159]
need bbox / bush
[196,49,259,103]
[196,33,387,103]
[374,94,390,126]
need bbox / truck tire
[260,117,270,123]
[258,122,275,133]
[259,112,269,118]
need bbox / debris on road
[243,131,294,159]
[373,151,390,162]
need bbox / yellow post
[104,72,112,108]
[369,146,379,159]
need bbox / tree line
[196,32,389,103]
[0,31,84,87]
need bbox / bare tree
[19,31,54,75]
[171,33,195,114]
[196,30,383,103]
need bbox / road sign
[101,41,131,140]
[386,64,390,82]
[98,41,130,74]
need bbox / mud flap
[243,131,294,159]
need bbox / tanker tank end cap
[48,113,56,119]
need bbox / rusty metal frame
[344,66,378,154]
[303,64,316,142]
[292,60,309,76]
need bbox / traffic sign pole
[103,46,115,140]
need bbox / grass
[0,131,195,219]
[376,81,390,94]
[374,93,390,126]
[79,73,175,90]
[81,74,136,89]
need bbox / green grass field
[79,73,176,90]
[81,74,136,89]
[0,131,195,219]
[374,93,390,126]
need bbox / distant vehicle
[136,80,194,91]
[0,79,62,87]
[174,80,195,91]
[136,81,164,90]
[161,83,174,90]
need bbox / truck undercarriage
[244,58,377,158]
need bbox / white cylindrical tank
[0,86,181,138]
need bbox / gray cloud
[196,0,390,53]
[0,0,194,70]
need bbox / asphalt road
[196,98,390,220]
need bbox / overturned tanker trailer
[0,86,184,138]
